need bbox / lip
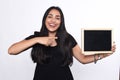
[49,23,57,27]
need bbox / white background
[0,0,120,80]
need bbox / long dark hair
[31,6,73,66]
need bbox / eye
[56,17,60,20]
[47,15,52,18]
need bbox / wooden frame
[81,28,113,55]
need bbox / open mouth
[49,23,56,28]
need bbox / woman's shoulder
[34,31,41,36]
[25,31,41,40]
[67,33,77,47]
[67,33,74,39]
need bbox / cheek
[45,19,49,23]
[57,21,61,26]
[45,20,49,26]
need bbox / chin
[49,30,57,33]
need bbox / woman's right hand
[36,36,58,46]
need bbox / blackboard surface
[81,28,113,55]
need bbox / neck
[49,32,56,37]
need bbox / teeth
[50,24,55,27]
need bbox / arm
[72,44,95,64]
[8,36,58,55]
[8,38,38,55]
[72,44,116,64]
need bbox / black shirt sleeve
[68,34,77,48]
[25,31,40,40]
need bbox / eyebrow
[48,14,60,17]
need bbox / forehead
[48,9,60,15]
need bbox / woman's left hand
[111,43,116,53]
[102,43,116,57]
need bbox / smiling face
[45,9,61,35]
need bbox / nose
[50,18,56,23]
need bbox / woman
[8,6,116,80]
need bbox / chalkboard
[81,28,113,55]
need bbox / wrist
[97,54,102,60]
[34,37,41,43]
[94,54,103,64]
